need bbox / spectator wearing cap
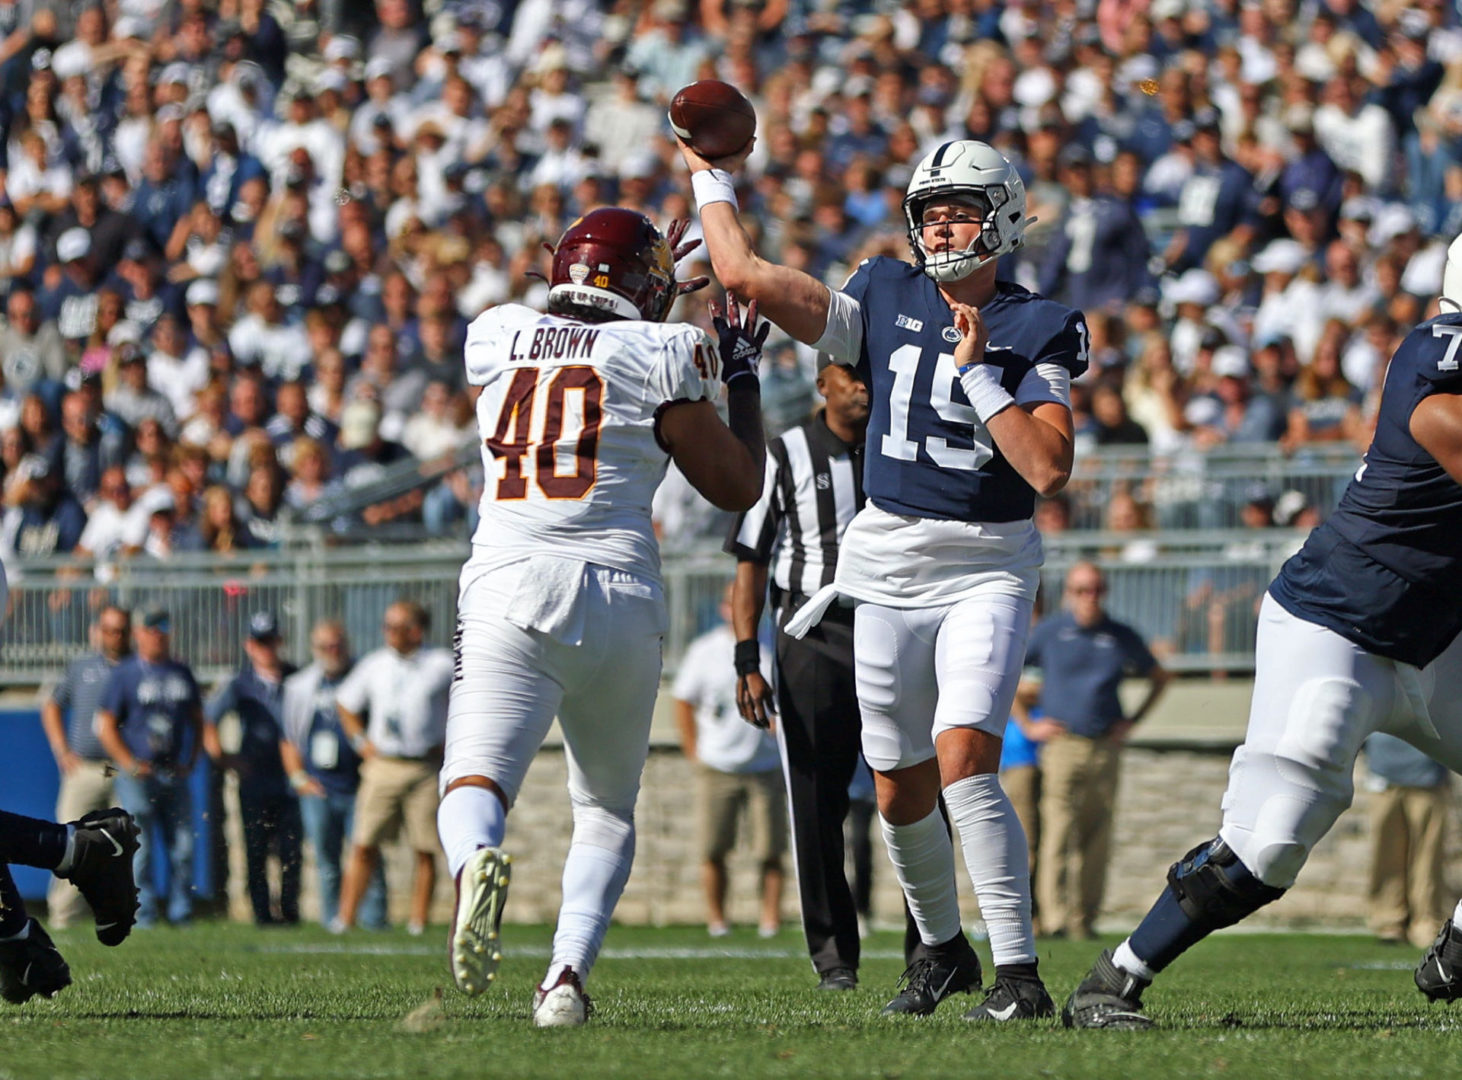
[0,288,66,402]
[112,238,183,331]
[106,347,177,436]
[1187,344,1287,448]
[43,173,135,277]
[0,452,86,560]
[1039,144,1153,314]
[40,227,101,346]
[1160,108,1260,274]
[1277,105,1341,216]
[204,610,303,926]
[228,281,311,382]
[348,57,410,157]
[96,606,205,927]
[1313,73,1396,194]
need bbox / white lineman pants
[1220,593,1462,889]
[853,592,1034,772]
[442,562,666,816]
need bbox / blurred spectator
[1363,733,1450,948]
[1,454,86,559]
[0,288,66,401]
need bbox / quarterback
[1065,238,1462,1029]
[435,208,767,1027]
[680,137,1087,1020]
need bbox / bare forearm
[40,703,67,757]
[985,404,1074,497]
[96,714,132,770]
[697,202,831,345]
[733,560,768,644]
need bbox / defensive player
[0,562,143,1004]
[680,137,1087,1020]
[435,208,768,1027]
[1064,238,1462,1029]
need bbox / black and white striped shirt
[725,412,864,618]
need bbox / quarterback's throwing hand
[710,292,769,384]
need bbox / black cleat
[965,974,1055,1021]
[1415,918,1462,1002]
[0,920,71,1004]
[60,808,141,946]
[1062,949,1154,1029]
[880,934,982,1016]
[816,966,857,991]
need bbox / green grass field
[6,922,1460,1080]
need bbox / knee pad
[1167,837,1285,932]
[569,799,635,859]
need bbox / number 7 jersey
[464,303,721,582]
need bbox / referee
[728,356,889,990]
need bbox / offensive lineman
[435,208,768,1027]
[679,137,1087,1020]
[1064,238,1462,1029]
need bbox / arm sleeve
[724,442,784,561]
[811,259,873,365]
[1035,308,1091,379]
[280,676,308,747]
[652,327,719,406]
[1119,625,1159,675]
[463,307,508,387]
[50,664,74,707]
[1014,363,1072,409]
[99,669,125,719]
[333,662,368,715]
[204,678,235,725]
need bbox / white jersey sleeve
[464,303,539,386]
[649,323,721,407]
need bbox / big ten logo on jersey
[486,363,605,502]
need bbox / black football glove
[710,292,769,385]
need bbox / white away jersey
[465,304,720,583]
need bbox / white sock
[879,807,962,947]
[436,786,507,880]
[548,805,635,985]
[942,774,1036,966]
[1113,940,1157,982]
[52,826,77,877]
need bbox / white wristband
[691,168,738,212]
[958,363,1016,424]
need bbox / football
[668,80,757,160]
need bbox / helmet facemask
[906,190,1002,283]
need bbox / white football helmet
[1441,232,1462,312]
[903,140,1032,282]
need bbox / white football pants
[853,591,1033,772]
[1220,593,1462,889]
[441,562,666,814]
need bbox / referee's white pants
[441,563,666,817]
[853,591,1033,773]
[1220,594,1462,889]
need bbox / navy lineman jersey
[834,257,1089,522]
[1269,313,1462,667]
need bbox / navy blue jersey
[1269,313,1462,666]
[100,656,202,766]
[840,257,1088,523]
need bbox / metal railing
[0,528,1307,684]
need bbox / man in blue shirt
[96,606,204,928]
[279,618,386,930]
[40,606,132,928]
[1023,563,1168,940]
[205,611,301,926]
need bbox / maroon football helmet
[547,208,677,323]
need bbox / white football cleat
[448,847,511,997]
[532,967,592,1028]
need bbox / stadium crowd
[0,0,1457,572]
